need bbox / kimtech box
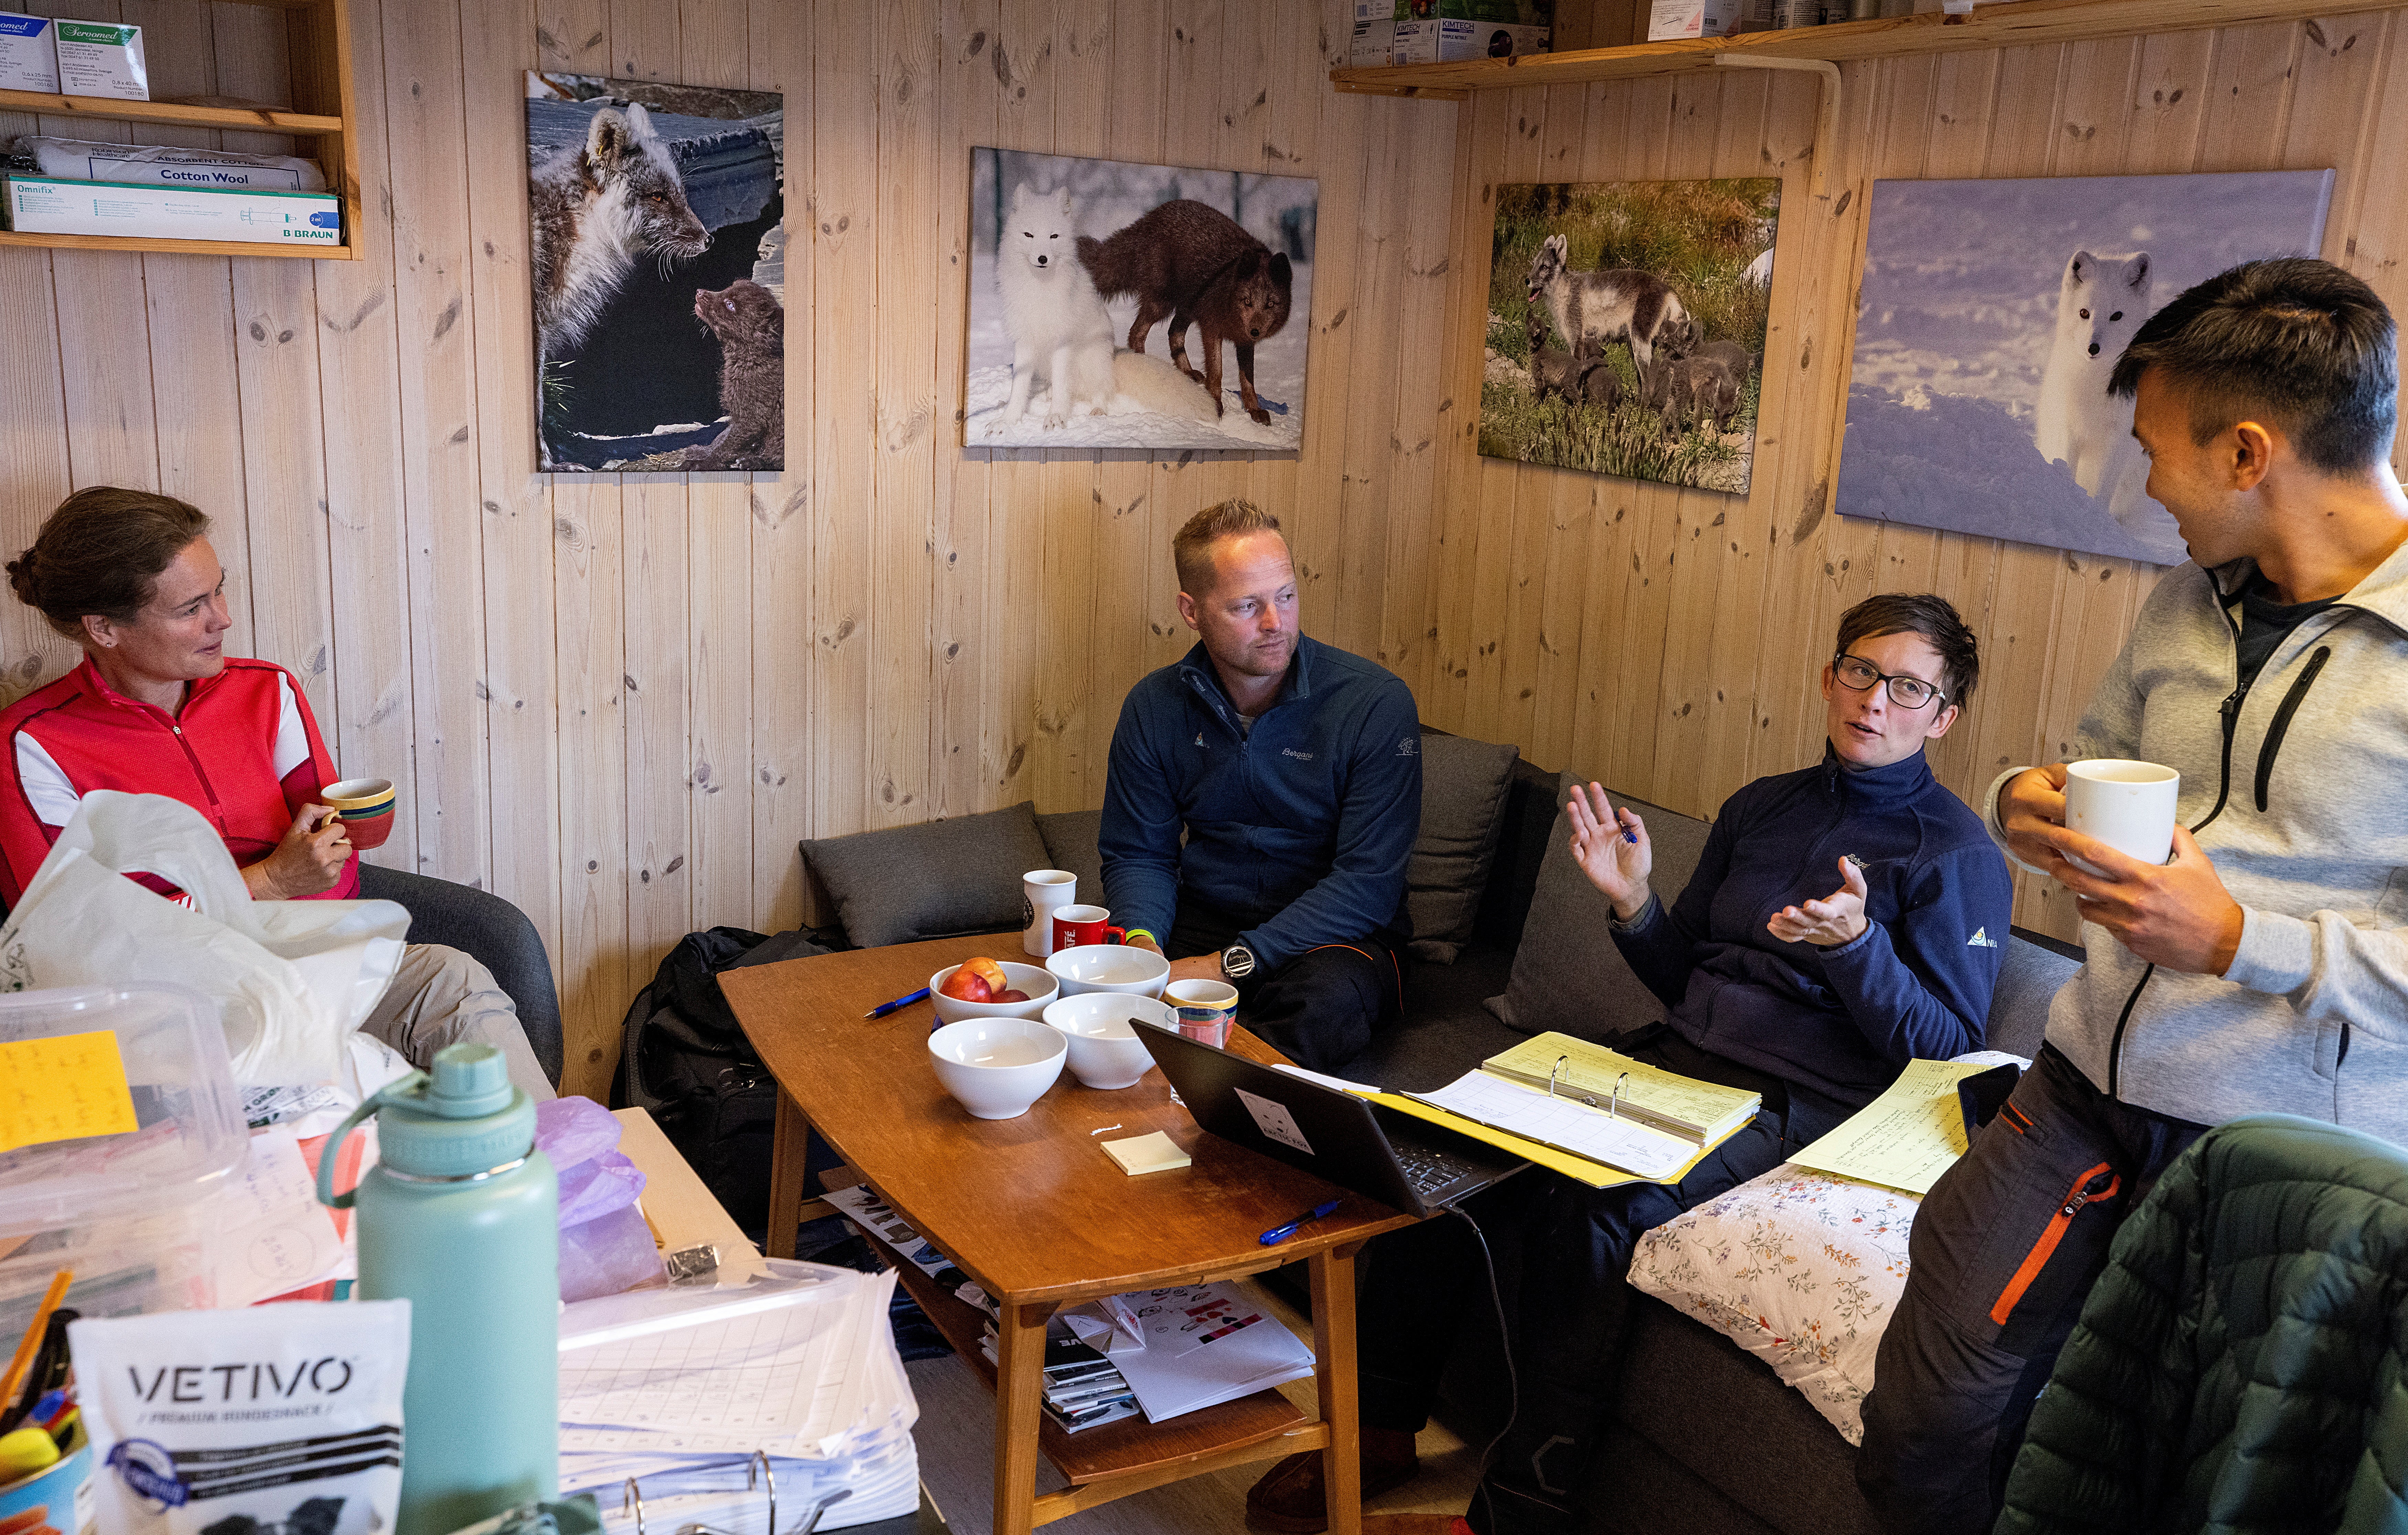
[1390,0,1553,64]
[0,12,57,92]
[4,176,340,246]
[52,20,146,100]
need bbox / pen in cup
[1259,1199,1341,1247]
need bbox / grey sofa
[798,735,2081,1535]
[358,863,565,1087]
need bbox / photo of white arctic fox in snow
[1837,171,2334,566]
[966,147,1315,451]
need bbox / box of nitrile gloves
[4,175,340,245]
[1390,0,1553,63]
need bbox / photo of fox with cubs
[965,147,1315,451]
[1482,178,1779,494]
[526,72,786,472]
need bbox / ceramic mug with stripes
[322,776,398,851]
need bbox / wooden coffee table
[721,934,1417,1535]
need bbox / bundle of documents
[1057,1282,1316,1424]
[556,1261,919,1531]
[977,1324,1141,1434]
[1278,1031,1762,1188]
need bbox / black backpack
[614,926,831,1241]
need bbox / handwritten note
[1789,1058,1995,1195]
[0,1030,138,1154]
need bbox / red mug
[1052,904,1126,950]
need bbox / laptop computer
[1134,1021,1527,1217]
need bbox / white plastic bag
[0,791,408,1086]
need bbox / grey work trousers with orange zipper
[1856,1043,2203,1534]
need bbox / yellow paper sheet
[0,1029,138,1154]
[1787,1058,1995,1195]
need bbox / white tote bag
[0,791,408,1085]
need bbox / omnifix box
[4,176,340,246]
[52,19,146,100]
[0,12,58,93]
[1390,1,1553,64]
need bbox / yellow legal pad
[0,1029,139,1154]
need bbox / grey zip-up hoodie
[1985,537,2408,1138]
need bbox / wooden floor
[902,1277,1482,1535]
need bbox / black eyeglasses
[1832,653,1948,711]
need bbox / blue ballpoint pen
[863,987,932,1019]
[1259,1199,1341,1246]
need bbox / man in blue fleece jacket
[1100,499,1423,1071]
[1248,593,2015,1535]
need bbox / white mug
[1022,869,1077,958]
[2064,759,2180,875]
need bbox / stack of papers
[557,1261,918,1531]
[1061,1281,1316,1424]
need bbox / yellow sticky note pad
[1101,1131,1191,1176]
[0,1030,139,1155]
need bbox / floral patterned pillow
[1627,1164,1917,1445]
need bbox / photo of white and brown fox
[965,147,1315,452]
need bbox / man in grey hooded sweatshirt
[1858,257,2408,1534]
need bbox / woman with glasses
[1249,594,2016,1535]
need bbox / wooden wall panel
[1415,15,2408,945]
[13,2,2408,1099]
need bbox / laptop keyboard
[1394,1142,1480,1196]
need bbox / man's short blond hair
[1172,499,1286,597]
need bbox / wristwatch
[1219,942,1257,982]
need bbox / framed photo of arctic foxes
[1482,178,1781,494]
[964,146,1316,452]
[1837,171,2336,564]
[526,72,786,472]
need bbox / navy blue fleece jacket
[1614,745,2015,1106]
[1099,636,1422,971]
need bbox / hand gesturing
[1567,781,1652,922]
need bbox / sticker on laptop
[1234,1087,1315,1155]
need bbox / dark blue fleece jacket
[1099,636,1422,971]
[1614,745,2015,1107]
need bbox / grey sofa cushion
[799,801,1053,949]
[1035,808,1105,912]
[1985,929,2078,1059]
[1407,735,1522,964]
[1485,773,1714,1043]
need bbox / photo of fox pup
[684,279,784,471]
[1079,199,1293,425]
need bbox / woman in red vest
[0,487,551,1098]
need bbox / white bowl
[927,1017,1067,1120]
[1045,944,1172,999]
[928,960,1060,1024]
[1043,994,1175,1089]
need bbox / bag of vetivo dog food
[68,1301,409,1535]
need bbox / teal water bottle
[318,1044,558,1535]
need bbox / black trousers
[1165,902,1405,1073]
[1351,1027,1854,1535]
[1856,1045,2203,1534]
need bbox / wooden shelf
[0,0,360,258]
[0,87,341,135]
[1332,0,2401,97]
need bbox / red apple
[938,966,992,1003]
[965,956,1010,993]
[996,989,1029,1003]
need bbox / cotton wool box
[0,12,57,93]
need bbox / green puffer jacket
[1996,1114,2408,1535]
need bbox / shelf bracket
[1709,54,1841,201]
